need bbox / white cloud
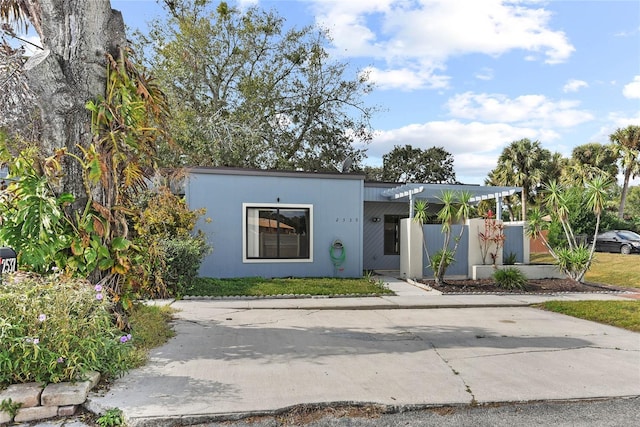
[563,79,588,93]
[623,76,640,99]
[363,65,449,90]
[475,67,494,81]
[446,92,593,128]
[311,0,574,91]
[591,112,640,143]
[238,0,259,8]
[365,119,561,183]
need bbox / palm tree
[610,125,640,219]
[562,143,618,186]
[0,1,37,30]
[489,139,559,221]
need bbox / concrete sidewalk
[84,277,640,426]
[172,275,639,311]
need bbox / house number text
[336,218,358,222]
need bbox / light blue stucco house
[186,167,521,279]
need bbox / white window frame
[242,203,313,263]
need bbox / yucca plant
[414,190,472,284]
[526,177,611,282]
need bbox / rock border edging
[0,371,100,424]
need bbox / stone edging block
[14,405,59,423]
[0,382,42,408]
[41,379,93,406]
[0,372,100,424]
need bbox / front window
[244,204,312,262]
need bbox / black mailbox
[0,247,17,274]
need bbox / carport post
[409,192,414,218]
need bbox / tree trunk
[618,168,632,219]
[22,0,126,210]
[521,187,527,221]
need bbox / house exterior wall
[363,201,409,271]
[423,224,469,277]
[186,168,364,278]
[503,223,525,263]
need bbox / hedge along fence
[0,272,132,386]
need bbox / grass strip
[536,300,640,332]
[126,304,176,367]
[185,276,392,297]
[530,252,640,289]
[585,253,640,289]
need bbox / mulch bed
[419,278,635,294]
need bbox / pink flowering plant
[478,210,505,266]
[0,273,132,386]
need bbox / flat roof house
[186,167,521,279]
[186,167,365,278]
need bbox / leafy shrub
[0,273,132,386]
[132,187,210,297]
[161,237,210,296]
[0,148,73,274]
[493,267,527,290]
[555,246,591,278]
[96,408,125,427]
[429,249,455,274]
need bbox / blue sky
[111,1,639,184]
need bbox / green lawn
[537,300,640,333]
[531,251,640,332]
[530,251,640,289]
[585,252,640,289]
[185,276,392,297]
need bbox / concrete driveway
[87,301,640,426]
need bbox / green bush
[161,237,210,296]
[132,187,210,298]
[493,267,527,290]
[0,273,132,386]
[430,249,455,274]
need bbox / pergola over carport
[380,183,522,218]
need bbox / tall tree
[136,0,375,171]
[0,0,127,211]
[563,142,618,186]
[625,185,640,221]
[1,1,172,292]
[362,165,384,181]
[382,144,457,183]
[610,125,640,219]
[487,139,560,221]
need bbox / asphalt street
[187,397,640,427]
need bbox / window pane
[246,207,310,259]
